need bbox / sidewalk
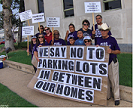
[0,61,132,107]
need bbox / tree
[18,0,25,42]
[0,0,25,50]
[2,0,15,50]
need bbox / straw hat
[98,23,111,30]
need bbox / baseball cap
[83,36,92,40]
[31,36,36,39]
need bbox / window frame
[37,0,44,13]
[103,0,122,11]
[63,0,74,18]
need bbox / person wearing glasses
[44,27,52,44]
[65,23,78,45]
[91,14,112,45]
[83,36,92,46]
[79,19,92,38]
[50,30,66,45]
[35,25,46,38]
[96,23,121,106]
[34,33,49,62]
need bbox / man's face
[100,30,109,37]
[96,16,102,24]
[77,31,83,39]
[82,22,89,30]
[69,25,75,32]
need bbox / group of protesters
[27,14,121,106]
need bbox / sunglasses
[84,40,91,43]
[83,24,89,26]
[45,28,49,31]
[40,28,44,29]
[54,34,59,36]
[38,36,43,38]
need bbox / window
[103,0,121,11]
[63,0,74,18]
[37,0,44,13]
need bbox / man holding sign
[96,23,121,106]
[91,15,112,45]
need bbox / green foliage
[0,83,37,107]
[0,44,4,49]
[117,53,132,87]
[15,42,31,49]
[7,50,32,65]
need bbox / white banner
[22,26,34,36]
[46,17,60,27]
[19,10,32,22]
[84,2,101,13]
[32,13,45,23]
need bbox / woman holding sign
[34,33,49,62]
[96,23,121,106]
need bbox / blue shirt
[74,38,85,45]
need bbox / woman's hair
[38,25,44,31]
[36,33,45,47]
[82,19,90,27]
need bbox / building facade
[24,0,132,52]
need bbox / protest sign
[22,26,34,36]
[19,10,32,22]
[28,46,109,106]
[84,2,101,31]
[84,2,101,13]
[32,13,45,23]
[46,17,60,27]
